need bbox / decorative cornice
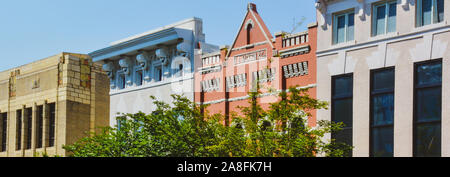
[89,28,179,61]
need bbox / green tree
[64,87,352,157]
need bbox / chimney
[248,3,257,13]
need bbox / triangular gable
[226,3,274,57]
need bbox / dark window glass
[416,62,442,86]
[416,88,441,122]
[25,108,32,150]
[120,75,126,89]
[16,110,22,150]
[415,123,441,156]
[179,64,184,77]
[372,68,395,91]
[370,68,395,157]
[1,113,7,152]
[332,98,353,127]
[332,74,353,157]
[371,127,394,157]
[247,24,252,45]
[36,106,43,149]
[422,0,433,26]
[136,71,143,86]
[437,0,444,23]
[372,94,394,126]
[332,76,353,97]
[414,60,442,157]
[48,103,56,147]
[156,67,162,82]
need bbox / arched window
[247,24,253,45]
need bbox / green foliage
[64,87,352,157]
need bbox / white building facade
[89,18,218,128]
[315,0,449,157]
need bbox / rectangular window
[119,75,126,89]
[35,105,43,149]
[417,0,445,27]
[136,70,143,86]
[48,103,55,147]
[25,108,32,150]
[370,68,395,157]
[0,113,7,152]
[333,11,355,44]
[155,66,162,82]
[331,74,353,157]
[16,110,22,150]
[414,60,442,157]
[372,1,397,36]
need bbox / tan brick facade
[0,53,109,157]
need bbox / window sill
[413,21,448,33]
[368,32,399,41]
[330,40,357,50]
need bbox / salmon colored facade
[195,3,318,126]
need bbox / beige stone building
[315,0,449,157]
[0,53,109,157]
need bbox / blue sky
[0,0,316,71]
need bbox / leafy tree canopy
[64,87,352,157]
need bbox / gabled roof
[226,3,274,58]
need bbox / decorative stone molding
[234,49,267,65]
[136,51,151,70]
[102,62,115,79]
[156,47,170,66]
[244,19,254,29]
[400,0,409,10]
[9,70,20,98]
[356,0,366,21]
[315,0,327,29]
[176,43,190,56]
[118,57,132,75]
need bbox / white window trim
[416,0,444,27]
[333,11,355,45]
[372,1,397,37]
